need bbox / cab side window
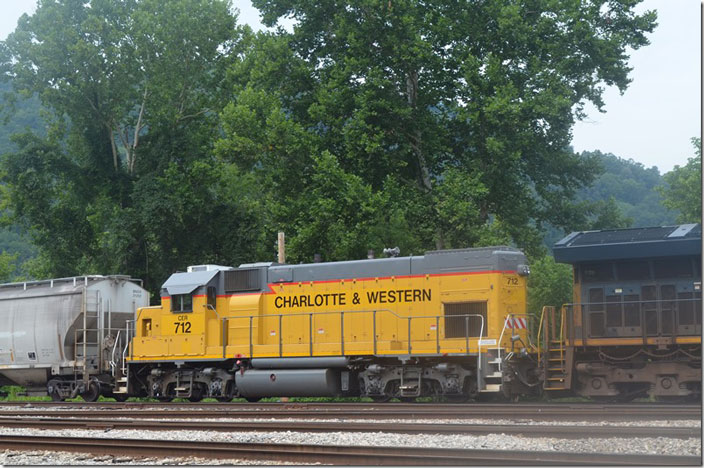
[172,294,193,313]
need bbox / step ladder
[541,306,573,391]
[479,348,503,393]
[113,376,129,395]
[74,290,102,385]
[110,329,130,395]
[544,340,573,390]
[399,367,422,397]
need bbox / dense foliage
[222,0,657,261]
[526,254,573,317]
[0,0,668,295]
[0,0,254,291]
[658,138,702,224]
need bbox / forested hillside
[0,80,42,277]
[0,81,44,155]
[0,0,685,297]
[578,150,677,228]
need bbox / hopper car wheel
[156,397,173,402]
[50,390,64,402]
[216,396,233,402]
[245,397,261,403]
[80,382,100,402]
[112,394,128,402]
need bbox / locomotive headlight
[517,264,530,276]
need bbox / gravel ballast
[0,425,699,465]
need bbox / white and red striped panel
[504,317,527,329]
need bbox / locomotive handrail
[110,329,122,376]
[554,295,702,344]
[228,308,486,359]
[496,312,533,378]
[536,306,549,364]
[122,319,135,370]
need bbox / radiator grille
[224,269,261,293]
[444,301,487,338]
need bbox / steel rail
[0,406,698,421]
[0,401,698,408]
[0,416,698,439]
[0,401,699,409]
[0,435,699,465]
[0,401,699,411]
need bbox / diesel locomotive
[546,223,701,400]
[123,246,538,402]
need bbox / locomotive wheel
[111,394,129,402]
[188,384,205,402]
[216,381,235,402]
[80,382,100,402]
[399,397,416,403]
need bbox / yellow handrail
[536,306,548,363]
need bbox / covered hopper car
[0,275,149,401]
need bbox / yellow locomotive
[122,247,538,401]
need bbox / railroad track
[0,435,699,465]
[0,415,697,439]
[0,402,699,421]
[2,401,699,409]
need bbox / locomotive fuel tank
[235,368,343,398]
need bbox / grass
[0,385,596,404]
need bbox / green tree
[658,138,702,224]
[0,251,18,282]
[526,254,573,318]
[228,0,657,259]
[0,0,245,290]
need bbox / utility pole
[277,232,285,264]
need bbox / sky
[0,0,700,174]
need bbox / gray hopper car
[0,275,149,401]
